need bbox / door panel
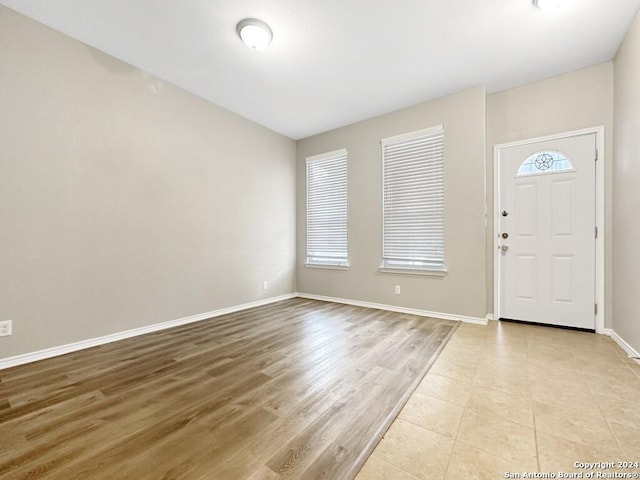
[516,183,538,236]
[515,255,536,300]
[499,133,596,330]
[551,255,573,303]
[551,180,574,236]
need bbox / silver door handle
[501,245,509,252]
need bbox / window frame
[305,148,349,269]
[379,126,446,276]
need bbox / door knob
[501,245,509,252]
[502,210,509,217]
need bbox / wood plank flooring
[0,298,457,480]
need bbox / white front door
[498,133,596,330]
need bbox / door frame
[493,126,605,333]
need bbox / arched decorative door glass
[516,150,575,176]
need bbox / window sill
[378,266,447,277]
[305,263,350,271]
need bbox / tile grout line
[525,330,548,474]
[365,454,421,480]
[442,330,479,479]
[593,376,627,458]
[573,344,629,460]
[442,406,469,478]
[530,359,542,473]
[448,328,536,475]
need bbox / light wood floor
[0,298,456,480]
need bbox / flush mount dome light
[533,0,562,11]
[236,18,273,51]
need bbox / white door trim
[493,126,605,333]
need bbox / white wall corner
[603,328,640,363]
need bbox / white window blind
[381,126,445,272]
[306,149,348,267]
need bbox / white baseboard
[604,328,640,364]
[296,292,487,325]
[1,292,489,370]
[486,314,496,322]
[0,293,296,371]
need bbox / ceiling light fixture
[533,0,563,12]
[236,18,273,51]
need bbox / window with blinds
[381,126,445,273]
[306,149,349,268]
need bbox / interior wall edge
[603,328,640,364]
[296,292,487,325]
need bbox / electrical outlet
[0,320,12,337]
[394,285,401,295]
[263,281,268,290]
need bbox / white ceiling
[2,0,639,139]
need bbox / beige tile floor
[356,320,640,480]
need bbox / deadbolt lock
[502,232,509,239]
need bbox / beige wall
[613,11,640,352]
[0,6,296,359]
[297,87,487,320]
[486,63,614,325]
[2,3,636,360]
